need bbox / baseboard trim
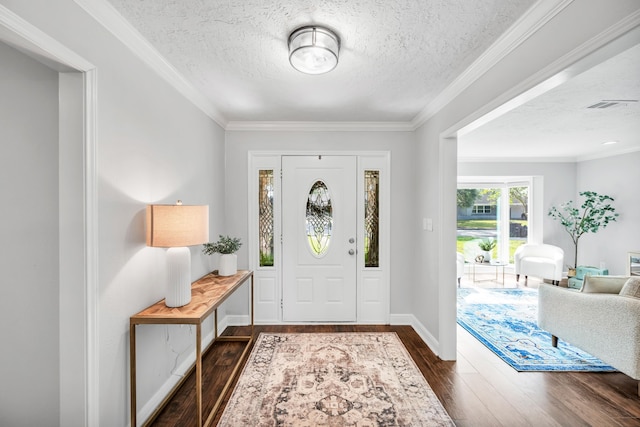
[136,327,216,426]
[226,313,442,357]
[224,314,249,327]
[390,314,441,357]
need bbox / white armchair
[514,243,564,285]
[456,252,465,287]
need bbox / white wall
[2,0,640,424]
[415,0,640,359]
[224,131,417,316]
[0,42,60,426]
[576,151,640,274]
[0,1,226,425]
[95,48,224,427]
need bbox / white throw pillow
[581,275,621,293]
[619,277,640,299]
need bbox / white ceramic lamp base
[165,247,192,307]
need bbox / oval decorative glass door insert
[306,180,333,256]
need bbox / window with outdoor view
[365,170,380,267]
[457,183,530,264]
[258,170,274,266]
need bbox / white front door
[282,155,357,322]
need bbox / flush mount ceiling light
[288,26,340,75]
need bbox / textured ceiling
[459,43,640,161]
[100,0,639,161]
[106,0,535,122]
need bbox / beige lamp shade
[146,204,209,247]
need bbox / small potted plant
[203,235,242,276]
[478,238,497,262]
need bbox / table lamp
[146,202,209,307]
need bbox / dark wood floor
[149,324,640,427]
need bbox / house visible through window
[472,204,492,214]
[458,179,532,264]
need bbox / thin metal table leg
[251,275,254,336]
[196,323,202,427]
[130,323,136,427]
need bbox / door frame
[0,6,98,425]
[248,151,390,324]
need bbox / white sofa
[538,276,640,395]
[514,243,564,285]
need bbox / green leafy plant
[259,252,274,267]
[547,191,618,268]
[202,235,242,255]
[478,238,497,251]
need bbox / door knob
[349,238,355,244]
[348,249,355,255]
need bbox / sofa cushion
[581,275,626,293]
[620,277,640,299]
[521,257,556,278]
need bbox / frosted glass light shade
[146,204,209,247]
[288,26,340,75]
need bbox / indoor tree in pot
[547,191,618,270]
[203,235,242,276]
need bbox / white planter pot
[218,253,237,276]
[482,251,492,262]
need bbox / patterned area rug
[457,288,616,372]
[218,332,454,426]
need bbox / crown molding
[225,120,414,132]
[447,8,640,141]
[71,0,639,140]
[72,0,572,133]
[73,0,227,128]
[411,0,574,130]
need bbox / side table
[130,270,254,427]
[473,261,508,286]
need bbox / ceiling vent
[587,99,638,109]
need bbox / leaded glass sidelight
[306,180,333,256]
[365,171,380,267]
[258,170,274,266]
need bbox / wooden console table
[130,270,254,427]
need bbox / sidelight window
[258,170,274,266]
[364,170,380,267]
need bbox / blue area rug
[457,288,616,372]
